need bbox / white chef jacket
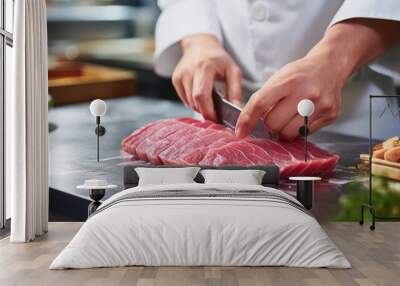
[154,0,400,139]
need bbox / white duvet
[50,183,350,269]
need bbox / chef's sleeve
[329,0,400,79]
[154,0,222,77]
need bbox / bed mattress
[50,183,350,269]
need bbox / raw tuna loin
[121,118,339,177]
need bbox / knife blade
[212,89,277,139]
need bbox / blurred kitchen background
[47,0,178,106]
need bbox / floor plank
[0,222,399,286]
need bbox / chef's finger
[263,95,299,133]
[308,112,339,134]
[236,88,284,139]
[182,75,196,111]
[279,115,304,141]
[225,66,242,106]
[308,118,331,135]
[192,67,217,121]
[172,71,189,107]
[280,110,326,140]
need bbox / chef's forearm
[306,18,400,86]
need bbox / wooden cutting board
[360,154,400,180]
[49,64,136,106]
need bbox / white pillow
[200,169,266,185]
[135,167,200,186]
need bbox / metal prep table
[49,96,365,221]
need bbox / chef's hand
[172,34,243,121]
[236,19,400,141]
[236,53,343,141]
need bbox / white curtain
[8,0,48,242]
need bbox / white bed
[50,183,350,269]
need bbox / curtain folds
[9,0,48,242]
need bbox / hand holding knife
[212,89,277,139]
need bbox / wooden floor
[0,222,399,286]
